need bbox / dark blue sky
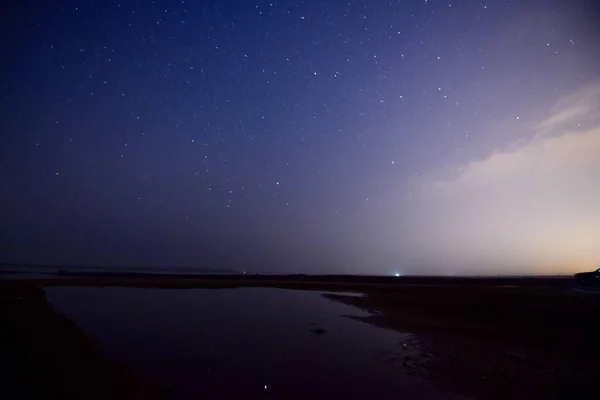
[2,0,599,274]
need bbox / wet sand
[2,274,599,399]
[324,286,600,399]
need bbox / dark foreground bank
[0,283,165,400]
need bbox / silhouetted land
[0,263,239,274]
[0,283,165,399]
[2,273,599,399]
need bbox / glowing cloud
[410,82,600,274]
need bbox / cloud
[448,127,600,190]
[438,81,600,190]
[537,81,600,133]
[411,82,600,274]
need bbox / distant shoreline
[3,271,577,292]
[0,263,240,274]
[0,263,578,279]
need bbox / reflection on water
[45,287,452,399]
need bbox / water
[45,287,455,399]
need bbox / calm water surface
[45,287,455,399]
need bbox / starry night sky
[2,0,600,274]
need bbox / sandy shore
[2,274,599,399]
